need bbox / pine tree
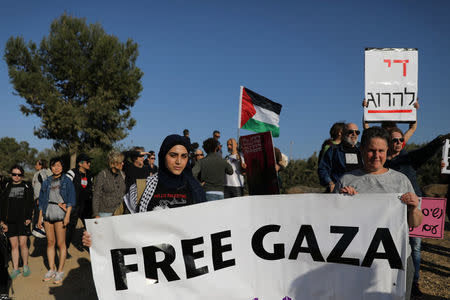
[4,14,143,167]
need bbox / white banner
[442,139,450,174]
[86,194,408,300]
[364,48,418,122]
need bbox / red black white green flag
[239,86,282,137]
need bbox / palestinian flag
[239,86,282,137]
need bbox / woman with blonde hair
[92,150,126,218]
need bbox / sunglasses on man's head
[392,138,404,143]
[11,173,24,177]
[346,130,360,135]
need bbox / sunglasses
[149,157,156,160]
[346,130,360,135]
[392,138,404,143]
[195,154,204,157]
[11,173,24,177]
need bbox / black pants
[65,210,85,249]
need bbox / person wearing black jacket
[65,153,94,249]
[0,165,33,280]
[385,128,450,297]
[122,147,151,192]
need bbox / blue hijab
[158,134,206,204]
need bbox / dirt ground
[7,220,450,300]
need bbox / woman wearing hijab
[83,134,206,246]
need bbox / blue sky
[1,0,449,160]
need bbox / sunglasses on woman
[392,138,404,143]
[11,173,24,177]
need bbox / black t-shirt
[342,143,363,173]
[6,182,26,224]
[146,181,193,212]
[123,162,151,191]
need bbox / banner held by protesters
[86,193,409,300]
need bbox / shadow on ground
[48,257,98,300]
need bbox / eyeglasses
[11,173,24,177]
[346,130,360,136]
[392,138,404,143]
[195,154,204,157]
[149,157,156,160]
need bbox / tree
[4,14,143,167]
[0,137,38,173]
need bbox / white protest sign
[86,194,408,300]
[364,48,418,122]
[442,139,450,174]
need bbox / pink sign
[409,197,447,239]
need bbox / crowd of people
[0,129,251,298]
[0,119,448,299]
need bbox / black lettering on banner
[252,225,285,260]
[288,225,325,262]
[326,226,360,266]
[381,93,391,106]
[366,88,416,108]
[422,224,438,235]
[367,93,377,108]
[392,92,403,106]
[142,244,180,283]
[361,228,403,269]
[422,208,429,216]
[404,87,415,105]
[181,237,209,279]
[432,208,443,219]
[110,248,138,291]
[211,230,236,271]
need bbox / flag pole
[237,86,243,142]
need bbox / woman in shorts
[37,157,75,284]
[0,165,34,279]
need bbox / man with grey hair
[318,122,363,192]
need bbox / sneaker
[10,269,21,279]
[23,265,30,277]
[43,269,56,282]
[0,294,11,300]
[53,271,64,284]
[411,282,423,297]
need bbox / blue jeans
[205,192,224,202]
[409,237,421,283]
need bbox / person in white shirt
[224,138,246,198]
